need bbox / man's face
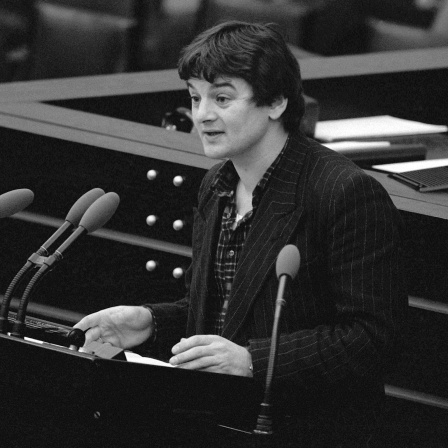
[187,76,276,165]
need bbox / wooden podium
[0,332,263,447]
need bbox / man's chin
[202,145,226,160]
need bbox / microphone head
[66,328,86,348]
[79,192,120,234]
[65,188,105,226]
[276,244,301,280]
[0,188,34,218]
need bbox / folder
[390,166,448,192]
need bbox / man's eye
[216,96,229,104]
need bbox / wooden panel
[0,47,447,103]
[367,170,448,220]
[0,103,214,170]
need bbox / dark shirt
[210,139,288,334]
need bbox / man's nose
[195,99,216,122]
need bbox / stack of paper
[125,351,174,367]
[314,115,448,142]
[372,158,448,174]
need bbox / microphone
[66,327,85,351]
[46,191,120,261]
[0,188,105,334]
[10,192,120,338]
[254,244,301,436]
[36,188,106,256]
[0,189,34,218]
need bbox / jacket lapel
[222,133,309,340]
[189,178,224,335]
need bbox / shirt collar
[210,134,290,205]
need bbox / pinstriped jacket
[150,129,407,425]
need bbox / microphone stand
[10,192,120,339]
[253,274,288,437]
[9,254,61,338]
[0,223,72,334]
[0,188,105,334]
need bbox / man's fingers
[170,344,209,365]
[171,334,217,354]
[170,355,216,371]
[84,326,102,345]
[72,317,91,332]
[73,311,102,332]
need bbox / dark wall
[303,69,448,125]
[0,126,204,314]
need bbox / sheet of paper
[125,351,174,367]
[24,338,173,367]
[24,336,65,348]
[314,115,448,142]
[323,140,391,151]
[372,158,448,173]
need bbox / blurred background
[0,0,446,83]
[1,3,448,446]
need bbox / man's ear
[269,96,288,120]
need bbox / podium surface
[0,332,263,447]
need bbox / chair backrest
[432,0,448,35]
[367,0,448,51]
[42,0,138,18]
[203,0,317,46]
[27,2,134,80]
[0,0,36,48]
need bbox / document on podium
[24,337,174,367]
[125,351,174,367]
[372,158,448,173]
[314,115,448,142]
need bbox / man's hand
[169,335,253,377]
[73,305,153,349]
